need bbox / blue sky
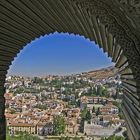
[8,32,114,77]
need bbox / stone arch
[0,0,140,139]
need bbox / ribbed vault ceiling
[0,0,140,140]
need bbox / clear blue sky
[8,32,114,77]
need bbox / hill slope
[82,66,118,79]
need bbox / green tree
[96,107,101,116]
[81,107,87,119]
[102,87,108,97]
[86,110,91,120]
[92,106,95,113]
[76,99,80,107]
[80,118,85,133]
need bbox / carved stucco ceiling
[115,0,140,31]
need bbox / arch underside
[0,0,140,139]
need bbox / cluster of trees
[81,108,91,121]
[95,107,101,116]
[80,107,92,132]
[7,132,40,140]
[101,135,125,140]
[92,106,101,116]
[97,86,108,97]
[81,86,109,97]
[14,87,24,94]
[13,87,40,95]
[34,104,48,110]
[33,77,44,84]
[113,101,124,119]
[48,77,93,92]
[53,116,66,135]
[60,137,81,140]
[50,79,63,88]
[80,106,103,132]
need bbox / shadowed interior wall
[0,0,140,139]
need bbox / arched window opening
[5,33,127,140]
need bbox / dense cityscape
[5,67,127,140]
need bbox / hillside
[82,66,118,79]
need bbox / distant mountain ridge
[82,66,118,79]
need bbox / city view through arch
[5,33,127,140]
[1,1,140,140]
